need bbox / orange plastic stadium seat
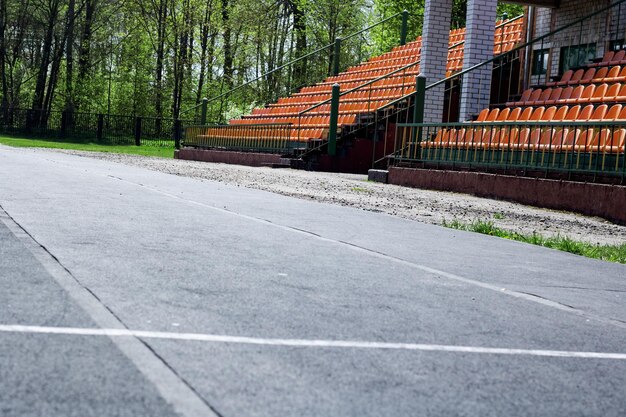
[602,84,622,102]
[590,104,609,120]
[615,84,626,102]
[591,66,609,83]
[512,107,545,149]
[605,66,626,83]
[604,104,623,120]
[536,106,569,149]
[528,106,558,148]
[550,86,573,104]
[574,105,608,150]
[609,50,626,65]
[563,85,584,104]
[475,108,491,122]
[573,84,596,103]
[466,108,500,147]
[532,88,554,105]
[510,89,533,106]
[555,70,574,86]
[485,108,500,121]
[551,106,582,151]
[579,68,596,83]
[491,107,522,149]
[575,129,600,152]
[481,108,512,148]
[544,87,563,105]
[589,51,614,67]
[524,89,543,105]
[602,128,626,153]
[586,83,609,103]
[599,66,621,82]
[566,69,585,85]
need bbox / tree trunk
[221,0,233,89]
[32,3,59,111]
[76,0,97,111]
[64,0,76,111]
[0,0,8,111]
[155,0,167,119]
[291,0,307,90]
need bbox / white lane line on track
[0,208,220,417]
[3,324,626,360]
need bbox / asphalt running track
[0,145,625,417]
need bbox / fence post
[328,84,340,156]
[400,10,409,46]
[60,110,68,137]
[413,75,426,145]
[134,116,142,146]
[174,119,182,149]
[333,38,342,76]
[200,98,208,125]
[97,114,104,142]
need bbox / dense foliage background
[0,0,523,120]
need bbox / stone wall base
[175,148,285,167]
[388,167,626,225]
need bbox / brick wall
[459,0,498,121]
[530,0,622,84]
[421,0,453,123]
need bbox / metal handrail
[297,14,526,118]
[297,59,421,115]
[397,120,626,128]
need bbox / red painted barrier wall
[388,167,626,225]
[175,148,283,167]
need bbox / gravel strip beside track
[46,149,626,245]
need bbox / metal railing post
[97,114,104,142]
[413,75,426,145]
[400,10,409,46]
[200,98,208,125]
[333,38,342,76]
[174,119,182,149]
[134,116,142,146]
[328,84,340,156]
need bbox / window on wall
[559,43,597,74]
[611,40,626,51]
[531,49,549,76]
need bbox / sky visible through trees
[0,0,523,120]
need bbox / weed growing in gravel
[350,186,370,193]
[442,219,626,264]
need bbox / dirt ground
[56,150,626,246]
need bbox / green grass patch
[0,135,174,158]
[350,186,370,193]
[442,219,626,264]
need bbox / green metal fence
[394,120,626,181]
[184,123,294,154]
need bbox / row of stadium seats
[427,104,626,153]
[507,83,626,107]
[546,65,626,87]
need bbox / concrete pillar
[420,0,453,123]
[459,0,498,121]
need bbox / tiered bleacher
[192,17,525,150]
[423,49,626,160]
